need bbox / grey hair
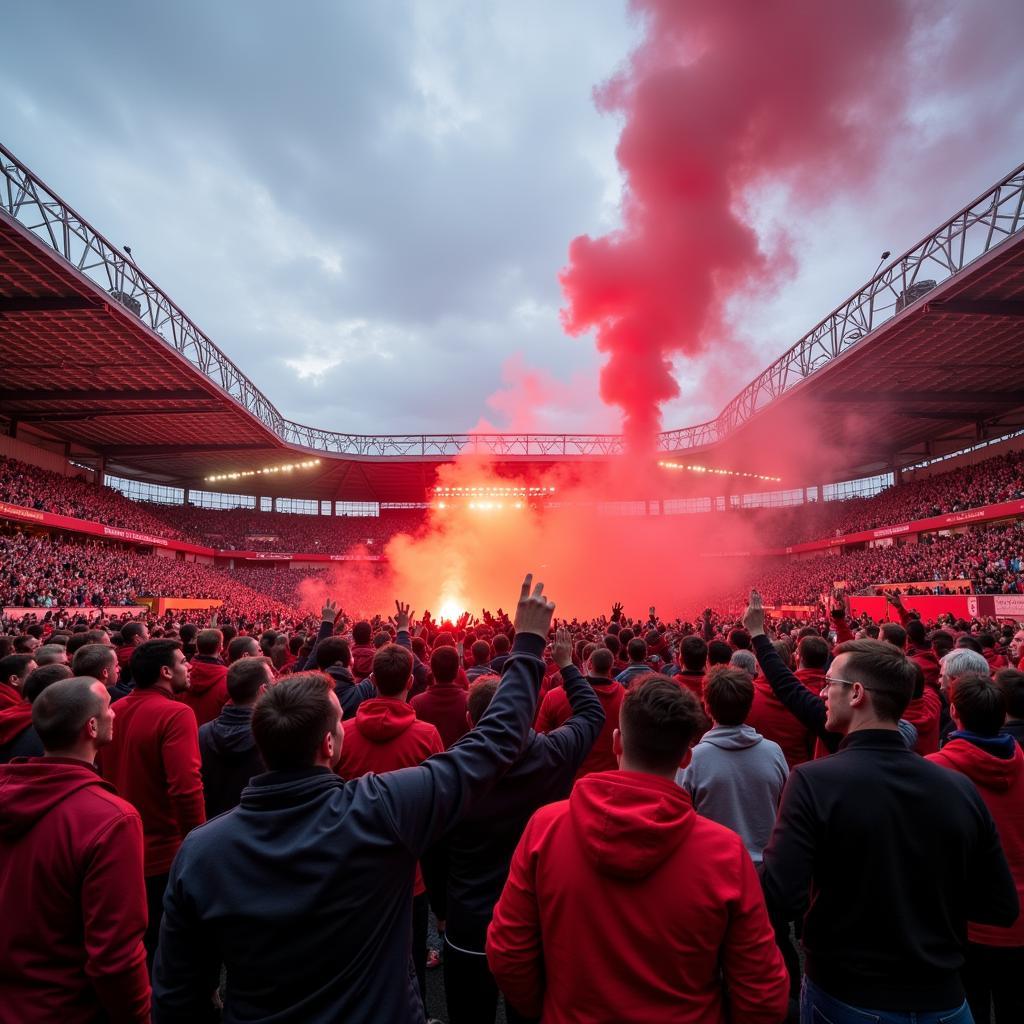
[940,648,990,682]
[729,649,758,676]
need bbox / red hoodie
[98,688,205,876]
[351,644,376,682]
[0,757,150,1023]
[0,679,22,710]
[928,738,1024,946]
[903,685,942,755]
[747,678,813,769]
[335,697,443,895]
[535,677,624,778]
[794,666,827,695]
[410,683,469,749]
[0,697,33,746]
[177,655,229,726]
[487,771,788,1022]
[908,647,942,691]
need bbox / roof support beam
[0,295,99,312]
[14,405,221,422]
[817,390,1024,406]
[926,299,1024,318]
[0,388,212,403]
[99,443,272,457]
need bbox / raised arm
[541,627,603,767]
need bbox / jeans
[800,978,974,1024]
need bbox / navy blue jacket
[152,632,547,1024]
[442,663,604,951]
[198,704,265,818]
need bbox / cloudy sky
[4,1,1023,438]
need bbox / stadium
[4,5,1024,1020]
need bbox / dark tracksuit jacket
[152,632,548,1024]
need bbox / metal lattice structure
[2,140,1022,458]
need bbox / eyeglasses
[821,675,864,695]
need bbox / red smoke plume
[559,0,916,451]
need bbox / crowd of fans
[2,575,1023,1023]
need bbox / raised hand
[611,601,623,621]
[742,590,766,637]
[551,626,573,669]
[394,600,414,632]
[321,598,339,624]
[515,573,556,639]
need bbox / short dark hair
[471,640,491,666]
[707,640,732,666]
[130,640,182,689]
[995,668,1024,720]
[33,644,67,666]
[467,676,500,724]
[798,636,829,669]
[957,635,983,654]
[72,644,117,681]
[602,634,620,657]
[252,673,337,771]
[431,646,461,685]
[492,634,510,655]
[588,647,614,676]
[620,676,706,773]
[627,638,647,663]
[833,639,917,723]
[13,635,37,653]
[221,624,238,645]
[227,656,272,705]
[373,644,413,697]
[196,629,223,656]
[316,637,351,671]
[121,621,148,644]
[0,654,36,687]
[880,622,907,649]
[33,677,104,750]
[373,631,391,649]
[906,618,927,645]
[728,628,752,651]
[703,666,754,727]
[180,623,198,644]
[930,630,955,657]
[950,674,1006,736]
[24,663,74,702]
[352,621,372,645]
[680,636,708,673]
[228,635,261,664]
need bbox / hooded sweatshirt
[747,676,814,769]
[325,663,376,719]
[351,643,377,682]
[0,698,34,752]
[410,682,469,749]
[0,679,22,710]
[928,734,1024,946]
[178,654,229,726]
[336,697,444,781]
[0,757,150,1023]
[486,770,789,1023]
[199,704,265,818]
[535,675,624,778]
[679,724,788,864]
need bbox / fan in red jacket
[535,647,624,779]
[927,674,1024,1022]
[0,652,37,709]
[334,640,444,1007]
[488,676,788,1023]
[350,620,377,681]
[410,645,470,749]
[0,677,150,1023]
[98,639,205,964]
[179,629,230,726]
[881,622,942,754]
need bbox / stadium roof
[2,141,1023,502]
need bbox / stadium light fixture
[205,458,322,483]
[657,460,781,483]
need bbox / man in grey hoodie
[198,657,272,818]
[678,666,788,864]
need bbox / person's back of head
[221,624,238,646]
[430,645,460,686]
[728,628,752,651]
[703,667,755,727]
[315,636,351,671]
[122,621,147,646]
[13,636,37,654]
[680,635,707,673]
[33,677,107,754]
[467,676,501,725]
[930,630,955,659]
[950,674,1006,737]
[832,638,917,723]
[603,633,620,658]
[978,633,997,651]
[627,637,647,664]
[131,639,183,689]
[196,628,223,657]
[798,635,829,670]
[228,635,261,664]
[864,623,880,639]
[707,639,731,667]
[180,623,198,645]
[72,644,117,683]
[995,668,1024,721]
[880,622,907,650]
[492,634,510,656]
[373,631,391,649]
[471,639,491,667]
[956,635,983,655]
[227,657,273,706]
[729,649,757,677]
[252,673,337,771]
[771,640,793,669]
[905,617,927,647]
[33,644,67,667]
[617,676,706,776]
[23,663,74,703]
[352,621,372,646]
[373,644,413,698]
[64,633,92,658]
[941,647,991,688]
[588,647,615,679]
